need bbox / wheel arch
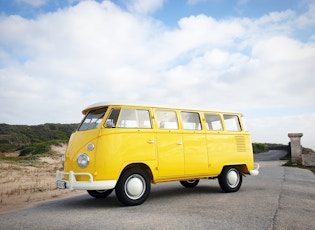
[220,164,249,175]
[121,163,153,183]
[240,164,250,174]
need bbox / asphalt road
[254,149,288,161]
[1,150,314,230]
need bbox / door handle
[147,140,155,144]
[177,141,183,145]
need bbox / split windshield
[78,107,107,131]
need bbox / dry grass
[0,144,84,213]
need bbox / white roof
[82,101,240,115]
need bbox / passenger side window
[117,109,152,128]
[205,114,223,131]
[223,115,241,131]
[105,109,120,128]
[181,112,202,130]
[156,110,178,129]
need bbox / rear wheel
[180,180,199,188]
[218,166,242,193]
[87,189,113,198]
[115,168,151,206]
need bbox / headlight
[77,153,89,168]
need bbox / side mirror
[105,120,115,128]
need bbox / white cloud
[122,0,165,14]
[295,2,315,28]
[0,1,314,149]
[257,10,296,24]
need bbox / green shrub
[0,123,77,153]
[252,143,268,154]
[19,146,36,156]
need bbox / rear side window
[205,113,223,131]
[223,115,241,131]
[156,110,178,129]
[181,112,202,130]
[117,109,152,128]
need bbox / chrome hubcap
[227,169,239,188]
[125,174,146,200]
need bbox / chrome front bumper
[56,170,117,190]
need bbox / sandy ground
[0,144,85,214]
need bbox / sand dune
[0,144,84,213]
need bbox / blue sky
[0,1,307,19]
[0,0,314,149]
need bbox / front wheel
[218,166,242,193]
[180,180,200,188]
[115,168,151,206]
[87,189,113,198]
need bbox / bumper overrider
[56,170,117,190]
[249,163,260,176]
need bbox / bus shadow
[38,183,222,211]
[36,194,119,211]
[149,183,222,200]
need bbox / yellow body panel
[182,130,209,176]
[156,129,184,178]
[63,129,99,181]
[62,104,255,187]
[95,128,157,180]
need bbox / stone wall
[302,148,315,167]
[288,133,315,167]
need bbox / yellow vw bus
[56,103,259,206]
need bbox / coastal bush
[252,143,268,153]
